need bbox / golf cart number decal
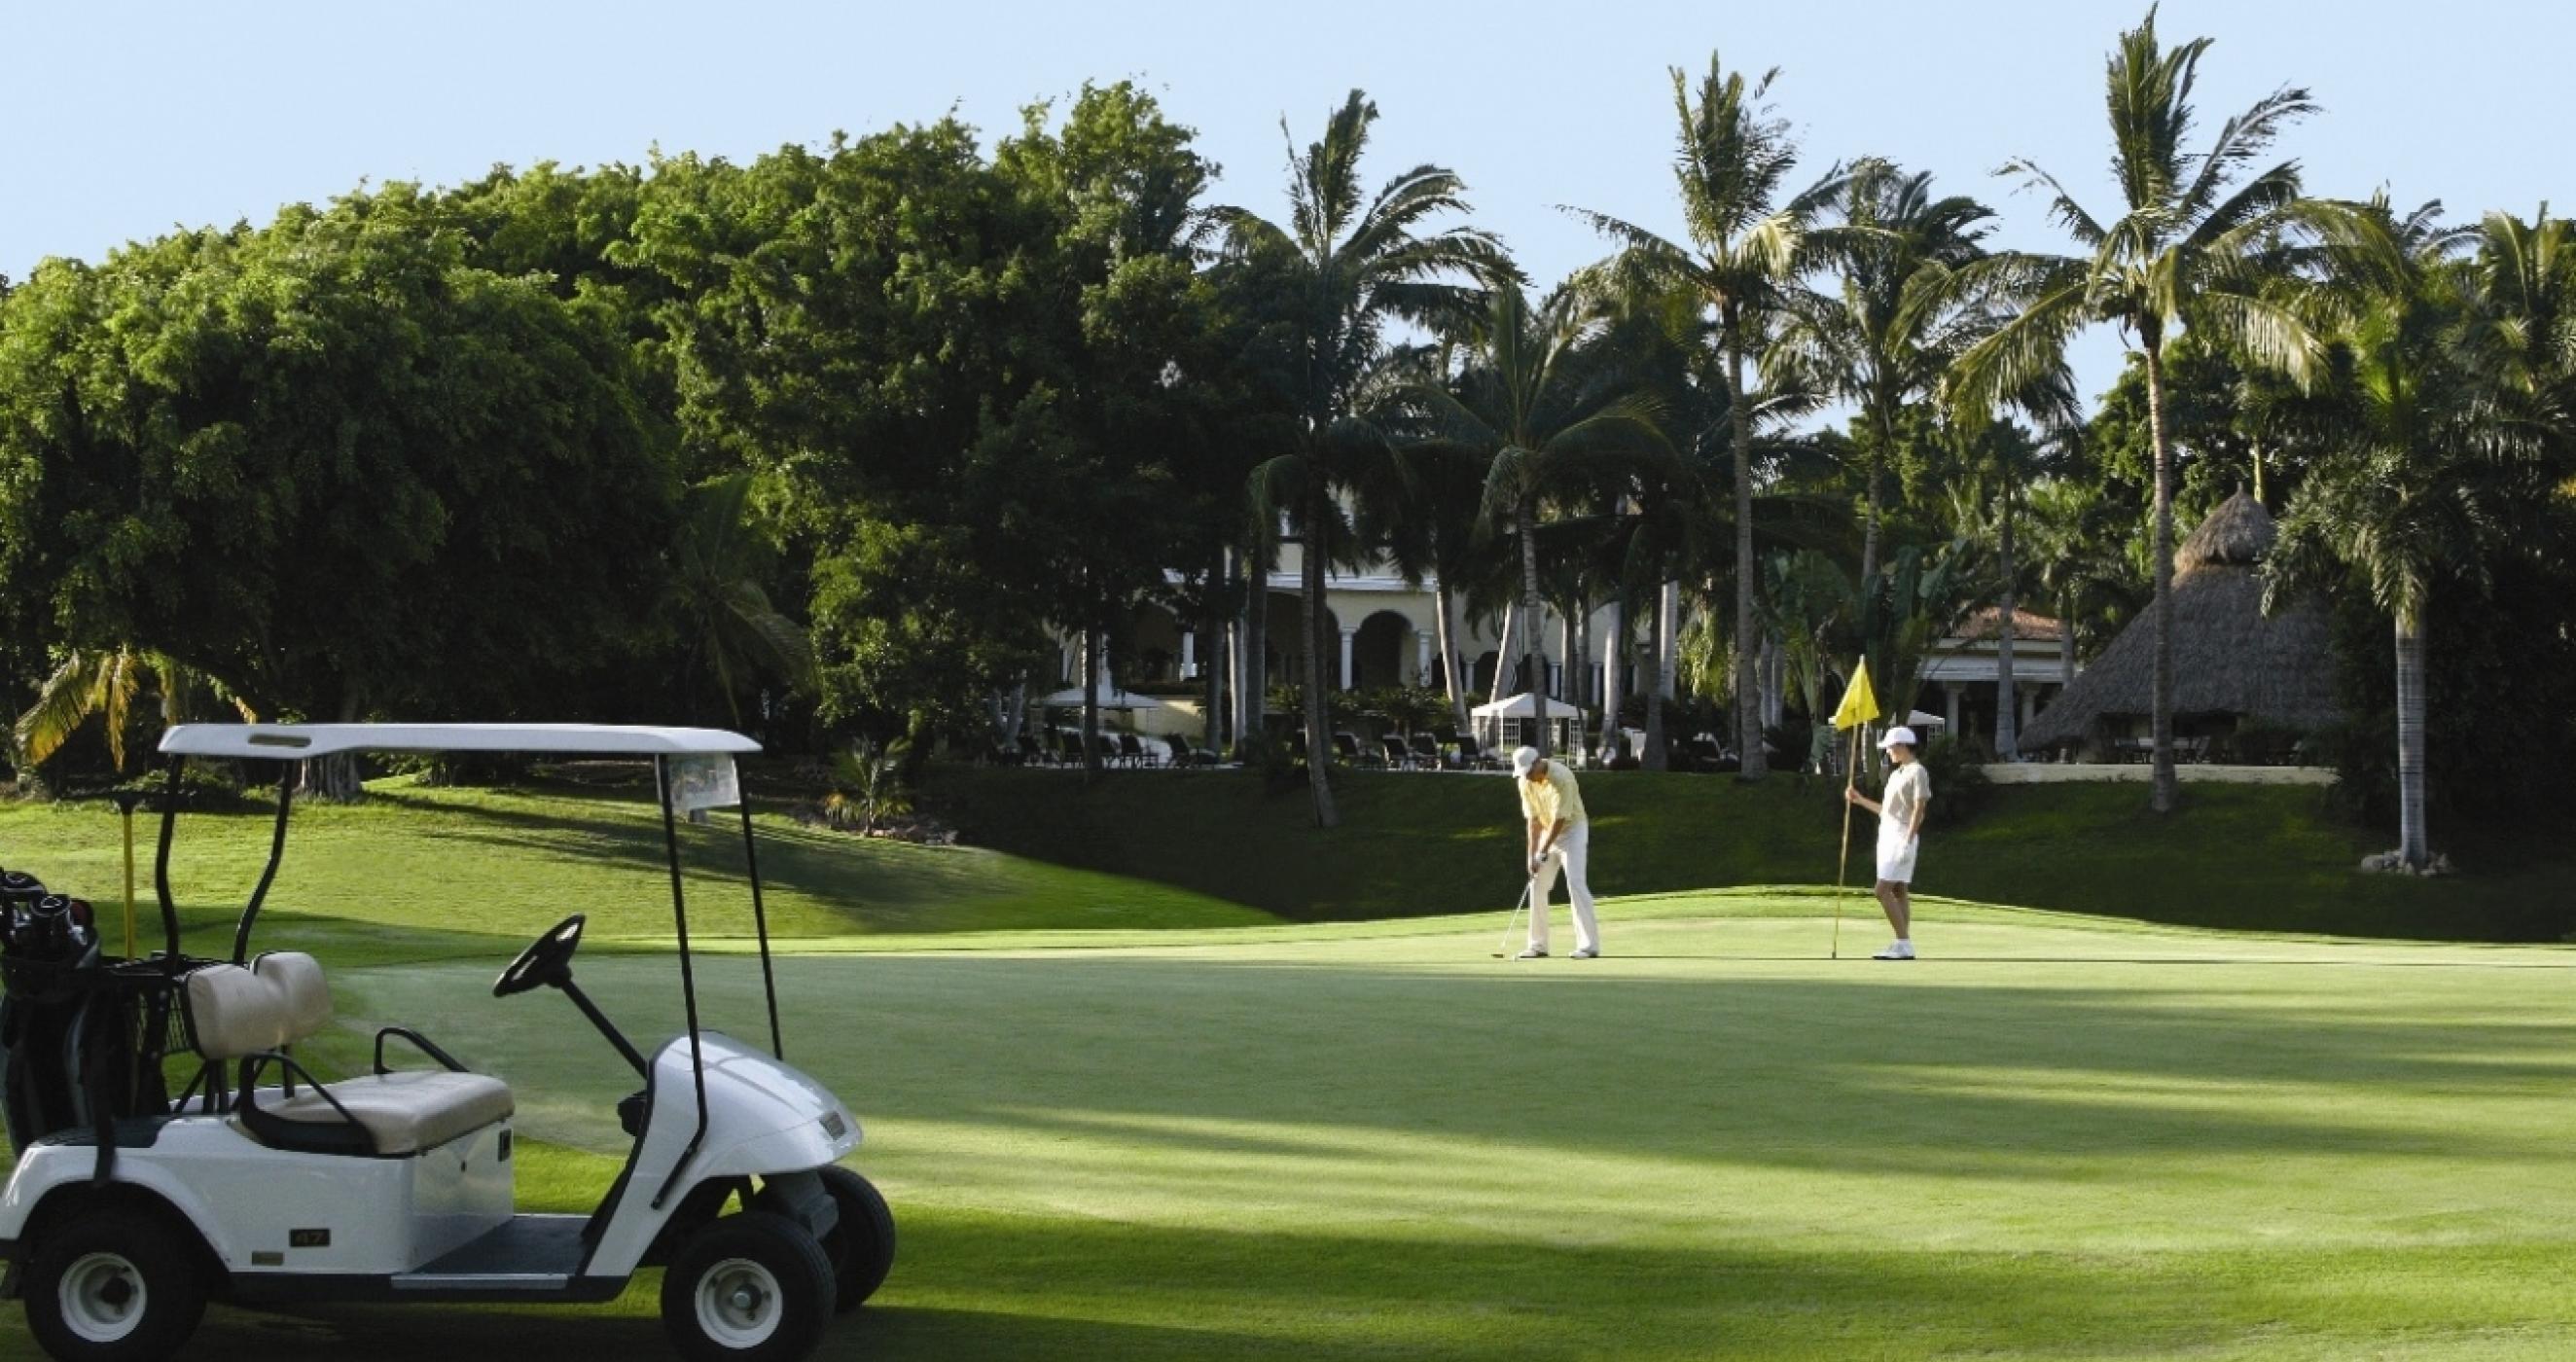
[822,1112,847,1138]
[290,1229,331,1248]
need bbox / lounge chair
[1334,733,1372,767]
[1409,734,1443,770]
[1118,733,1156,769]
[1017,733,1047,767]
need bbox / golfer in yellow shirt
[1513,746,1600,959]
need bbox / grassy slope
[928,767,2575,940]
[0,777,1270,966]
[17,901,2569,1361]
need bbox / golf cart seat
[184,952,514,1157]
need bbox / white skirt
[1875,832,1919,884]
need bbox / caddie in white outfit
[1843,726,1932,960]
[1512,746,1600,960]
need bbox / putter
[1489,876,1537,959]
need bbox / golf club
[1490,875,1536,959]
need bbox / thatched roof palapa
[2020,492,2342,749]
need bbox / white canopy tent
[1470,693,1591,755]
[1035,687,1165,712]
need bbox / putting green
[26,894,2554,1360]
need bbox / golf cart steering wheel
[495,914,586,998]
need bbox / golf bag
[0,869,183,1153]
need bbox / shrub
[1913,735,1989,828]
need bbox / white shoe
[1873,941,1915,960]
[1571,947,1600,960]
[1516,947,1550,959]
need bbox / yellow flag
[1830,655,1881,731]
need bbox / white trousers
[1526,821,1600,953]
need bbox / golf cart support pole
[650,755,713,1211]
[738,801,783,1059]
[152,758,187,962]
[232,764,300,963]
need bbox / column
[1414,631,1433,686]
[1944,683,1962,736]
[1180,630,1197,681]
[2021,686,2038,731]
[1339,627,1356,692]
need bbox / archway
[1352,610,1413,692]
[1125,602,1185,685]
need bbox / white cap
[1511,745,1542,776]
[1878,726,1918,751]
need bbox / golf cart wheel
[816,1165,898,1311]
[22,1206,207,1362]
[660,1210,835,1362]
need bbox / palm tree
[666,474,816,728]
[1571,54,1845,779]
[1944,419,2073,759]
[1412,282,1669,756]
[1354,350,1501,736]
[1214,91,1507,826]
[1772,160,1999,586]
[1950,9,2348,812]
[2270,201,2557,869]
[2021,477,2140,688]
[16,647,256,772]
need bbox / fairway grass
[0,783,2570,1358]
[16,899,2551,1361]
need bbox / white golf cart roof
[160,722,761,759]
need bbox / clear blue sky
[6,0,2564,414]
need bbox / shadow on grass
[149,1212,2576,1361]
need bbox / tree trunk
[1595,596,1625,760]
[1996,472,2020,762]
[1487,601,1515,709]
[2143,343,2178,813]
[1203,550,1229,752]
[1302,482,1340,827]
[2060,587,2078,686]
[1643,586,1669,771]
[1240,536,1269,747]
[2394,604,2429,867]
[1860,418,1887,589]
[1519,503,1551,756]
[1081,621,1104,781]
[1571,597,1591,711]
[1730,341,1767,779]
[1433,578,1470,735]
[302,690,365,802]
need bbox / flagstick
[1831,724,1863,961]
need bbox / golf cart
[0,723,895,1361]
